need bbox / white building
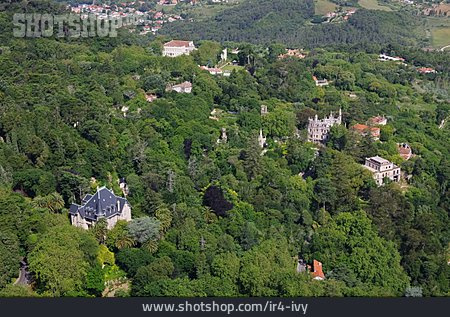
[379,53,405,63]
[307,110,342,144]
[258,129,267,148]
[69,187,131,230]
[163,40,196,57]
[220,48,228,61]
[363,156,401,186]
[200,66,223,76]
[313,75,329,87]
[168,81,192,93]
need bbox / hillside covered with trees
[0,0,449,297]
[160,0,425,48]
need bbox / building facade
[69,187,131,230]
[313,75,329,87]
[363,156,401,186]
[368,115,387,126]
[307,110,342,144]
[163,40,196,57]
[168,81,192,93]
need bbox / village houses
[351,123,380,140]
[278,49,306,59]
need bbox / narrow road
[14,258,30,286]
[440,44,450,52]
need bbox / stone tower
[261,104,268,115]
[258,129,267,148]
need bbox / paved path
[14,259,30,286]
[440,44,450,52]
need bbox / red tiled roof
[352,124,380,137]
[311,260,325,280]
[164,40,192,47]
[417,67,435,73]
[397,143,412,160]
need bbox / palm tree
[47,192,65,213]
[92,218,108,244]
[155,207,172,233]
[115,234,135,250]
[143,239,158,253]
[32,192,65,213]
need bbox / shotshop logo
[13,13,140,38]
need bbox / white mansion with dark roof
[69,187,131,230]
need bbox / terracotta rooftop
[164,40,193,47]
[397,143,412,160]
[352,124,380,137]
[417,67,436,73]
[311,260,325,280]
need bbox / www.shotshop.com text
[142,301,308,315]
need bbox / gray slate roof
[69,187,129,221]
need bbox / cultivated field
[431,27,450,48]
[358,0,392,11]
[315,0,337,15]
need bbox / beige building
[307,110,342,144]
[368,115,387,126]
[168,81,192,93]
[163,40,196,57]
[69,187,131,230]
[363,156,401,186]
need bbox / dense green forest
[0,0,449,297]
[160,0,425,48]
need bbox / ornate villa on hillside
[307,109,342,144]
[163,40,196,57]
[363,156,401,186]
[69,187,131,230]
